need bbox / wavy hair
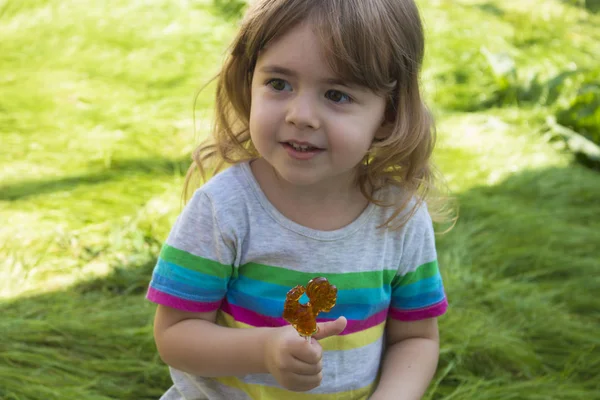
[186,0,455,229]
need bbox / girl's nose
[285,94,320,130]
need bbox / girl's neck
[250,159,369,231]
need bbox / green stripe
[160,244,231,279]
[392,260,439,288]
[239,262,397,289]
[160,244,433,289]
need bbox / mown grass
[1,0,599,399]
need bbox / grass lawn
[1,0,599,399]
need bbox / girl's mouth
[281,141,324,160]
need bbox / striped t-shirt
[147,161,447,400]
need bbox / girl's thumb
[312,317,347,340]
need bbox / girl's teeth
[291,143,314,151]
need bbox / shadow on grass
[434,164,600,398]
[439,164,600,315]
[583,0,600,13]
[0,156,191,201]
[2,165,599,399]
[0,259,170,400]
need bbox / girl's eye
[325,90,351,104]
[267,79,291,92]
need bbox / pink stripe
[146,287,222,312]
[221,300,388,335]
[389,298,448,321]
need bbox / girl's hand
[264,317,347,392]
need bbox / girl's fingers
[290,336,322,364]
[287,371,323,391]
[312,316,347,340]
[289,357,323,376]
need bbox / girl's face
[249,22,388,190]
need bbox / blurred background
[1,0,599,398]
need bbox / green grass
[1,0,599,399]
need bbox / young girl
[147,0,450,399]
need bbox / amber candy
[283,277,337,337]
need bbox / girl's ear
[374,117,395,140]
[374,99,397,140]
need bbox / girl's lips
[281,142,324,160]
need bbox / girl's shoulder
[199,162,250,200]
[373,184,433,231]
[374,185,433,241]
[186,162,255,229]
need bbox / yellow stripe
[215,376,374,400]
[216,311,385,351]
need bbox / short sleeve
[389,204,448,321]
[146,190,235,312]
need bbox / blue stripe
[391,288,445,310]
[154,258,229,290]
[392,274,443,299]
[150,273,225,302]
[231,276,289,299]
[227,288,388,320]
[153,261,394,318]
[232,276,391,305]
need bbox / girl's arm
[153,304,273,376]
[369,318,440,400]
[153,303,347,389]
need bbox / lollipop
[283,277,337,340]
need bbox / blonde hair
[186,0,455,229]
